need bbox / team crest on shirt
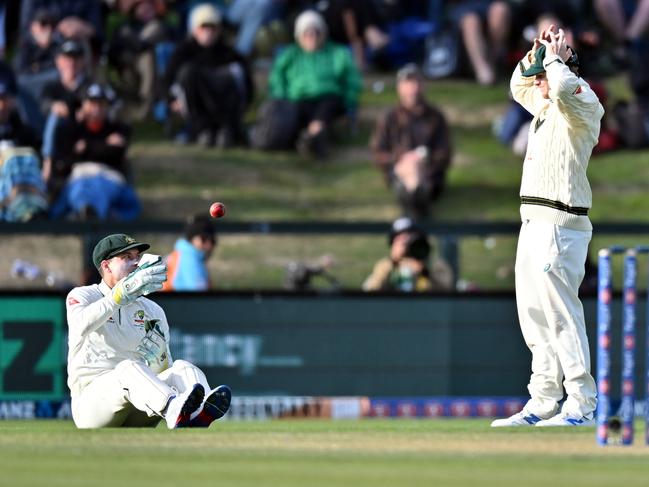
[134,309,145,324]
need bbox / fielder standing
[491,25,604,427]
[66,233,231,428]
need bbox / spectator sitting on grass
[309,0,390,71]
[48,83,139,221]
[0,70,39,149]
[20,0,103,49]
[40,39,90,198]
[0,71,48,223]
[222,0,286,57]
[13,7,62,131]
[107,0,177,122]
[593,0,649,66]
[264,9,362,159]
[162,3,253,148]
[370,64,452,220]
[446,0,512,85]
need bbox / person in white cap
[265,9,361,158]
[162,3,253,147]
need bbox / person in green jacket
[267,9,361,158]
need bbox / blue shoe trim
[565,417,584,425]
[523,413,542,424]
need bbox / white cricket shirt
[66,281,172,396]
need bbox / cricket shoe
[165,383,205,429]
[535,412,595,427]
[189,385,232,427]
[490,410,545,427]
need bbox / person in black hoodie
[162,3,253,147]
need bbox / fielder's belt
[521,196,589,216]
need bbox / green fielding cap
[522,45,546,77]
[92,234,150,270]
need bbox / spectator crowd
[1,0,649,290]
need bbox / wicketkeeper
[491,24,604,427]
[66,233,231,428]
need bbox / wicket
[596,246,649,446]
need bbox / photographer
[362,217,454,293]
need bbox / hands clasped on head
[535,24,570,63]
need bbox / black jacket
[54,117,131,177]
[41,76,89,118]
[162,37,254,104]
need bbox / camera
[403,233,430,261]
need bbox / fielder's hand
[135,319,168,370]
[111,262,167,305]
[138,253,162,270]
[529,24,551,62]
[539,26,569,62]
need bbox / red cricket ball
[209,202,226,218]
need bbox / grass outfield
[2,419,649,487]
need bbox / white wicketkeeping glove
[111,255,167,306]
[135,319,169,370]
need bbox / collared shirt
[65,281,172,396]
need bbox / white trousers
[515,220,597,418]
[71,359,211,428]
